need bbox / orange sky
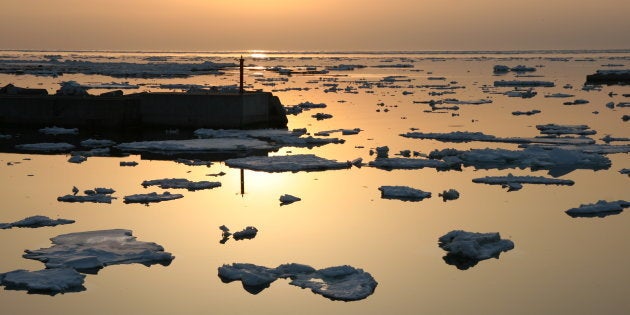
[1,0,628,51]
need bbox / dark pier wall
[0,92,287,129]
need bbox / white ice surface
[116,138,275,154]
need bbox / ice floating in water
[141,178,221,191]
[439,189,460,201]
[401,130,595,145]
[116,138,275,155]
[472,173,574,191]
[442,98,492,105]
[545,93,575,98]
[218,263,377,301]
[15,143,75,152]
[225,154,352,173]
[512,109,541,116]
[494,80,554,87]
[438,230,515,270]
[536,124,596,135]
[58,187,116,203]
[280,194,301,205]
[80,139,116,148]
[194,128,344,148]
[174,158,212,166]
[0,268,86,295]
[565,200,629,218]
[0,215,75,229]
[378,185,431,201]
[369,157,458,171]
[123,192,183,204]
[312,112,333,120]
[232,227,258,241]
[120,161,138,167]
[38,126,79,135]
[22,229,174,273]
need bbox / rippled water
[0,50,629,315]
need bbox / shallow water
[0,50,629,314]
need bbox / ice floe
[378,186,431,201]
[225,154,352,173]
[536,124,596,136]
[565,200,629,218]
[438,230,514,270]
[218,263,377,301]
[57,187,116,203]
[116,138,275,155]
[123,192,183,204]
[233,227,258,241]
[494,80,554,87]
[0,215,75,229]
[512,109,541,116]
[194,128,344,148]
[38,126,79,135]
[80,139,116,148]
[0,268,86,295]
[15,143,76,152]
[141,178,221,191]
[280,194,301,205]
[401,130,596,145]
[23,229,174,273]
[472,173,574,191]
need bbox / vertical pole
[240,168,245,196]
[239,56,244,94]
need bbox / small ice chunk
[565,200,629,218]
[0,215,75,229]
[120,161,138,167]
[494,80,554,87]
[378,185,431,201]
[280,194,301,205]
[232,226,258,240]
[80,139,115,148]
[123,192,183,204]
[174,158,212,166]
[58,187,116,203]
[68,155,87,164]
[312,113,333,120]
[438,189,460,201]
[438,230,515,270]
[0,268,86,295]
[141,178,221,191]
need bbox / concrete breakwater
[0,91,288,129]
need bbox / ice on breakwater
[438,230,515,270]
[0,215,75,229]
[378,185,432,201]
[472,173,575,191]
[225,154,353,173]
[0,229,174,294]
[565,200,629,218]
[218,263,377,301]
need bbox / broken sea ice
[438,230,515,270]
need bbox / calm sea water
[0,50,628,315]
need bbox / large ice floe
[116,138,275,155]
[0,229,174,295]
[438,230,515,270]
[225,154,352,173]
[401,130,596,145]
[15,143,76,152]
[194,128,344,148]
[472,173,575,191]
[378,185,431,201]
[565,200,629,218]
[0,215,75,229]
[123,192,183,204]
[218,263,377,301]
[141,178,221,191]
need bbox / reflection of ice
[218,263,377,301]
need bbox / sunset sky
[1,0,628,51]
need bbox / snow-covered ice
[378,185,431,201]
[194,128,344,148]
[0,215,75,229]
[225,154,352,173]
[472,173,575,191]
[218,263,377,301]
[0,268,86,295]
[141,178,221,191]
[22,229,175,273]
[123,192,183,204]
[116,138,275,155]
[565,200,629,218]
[438,230,515,270]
